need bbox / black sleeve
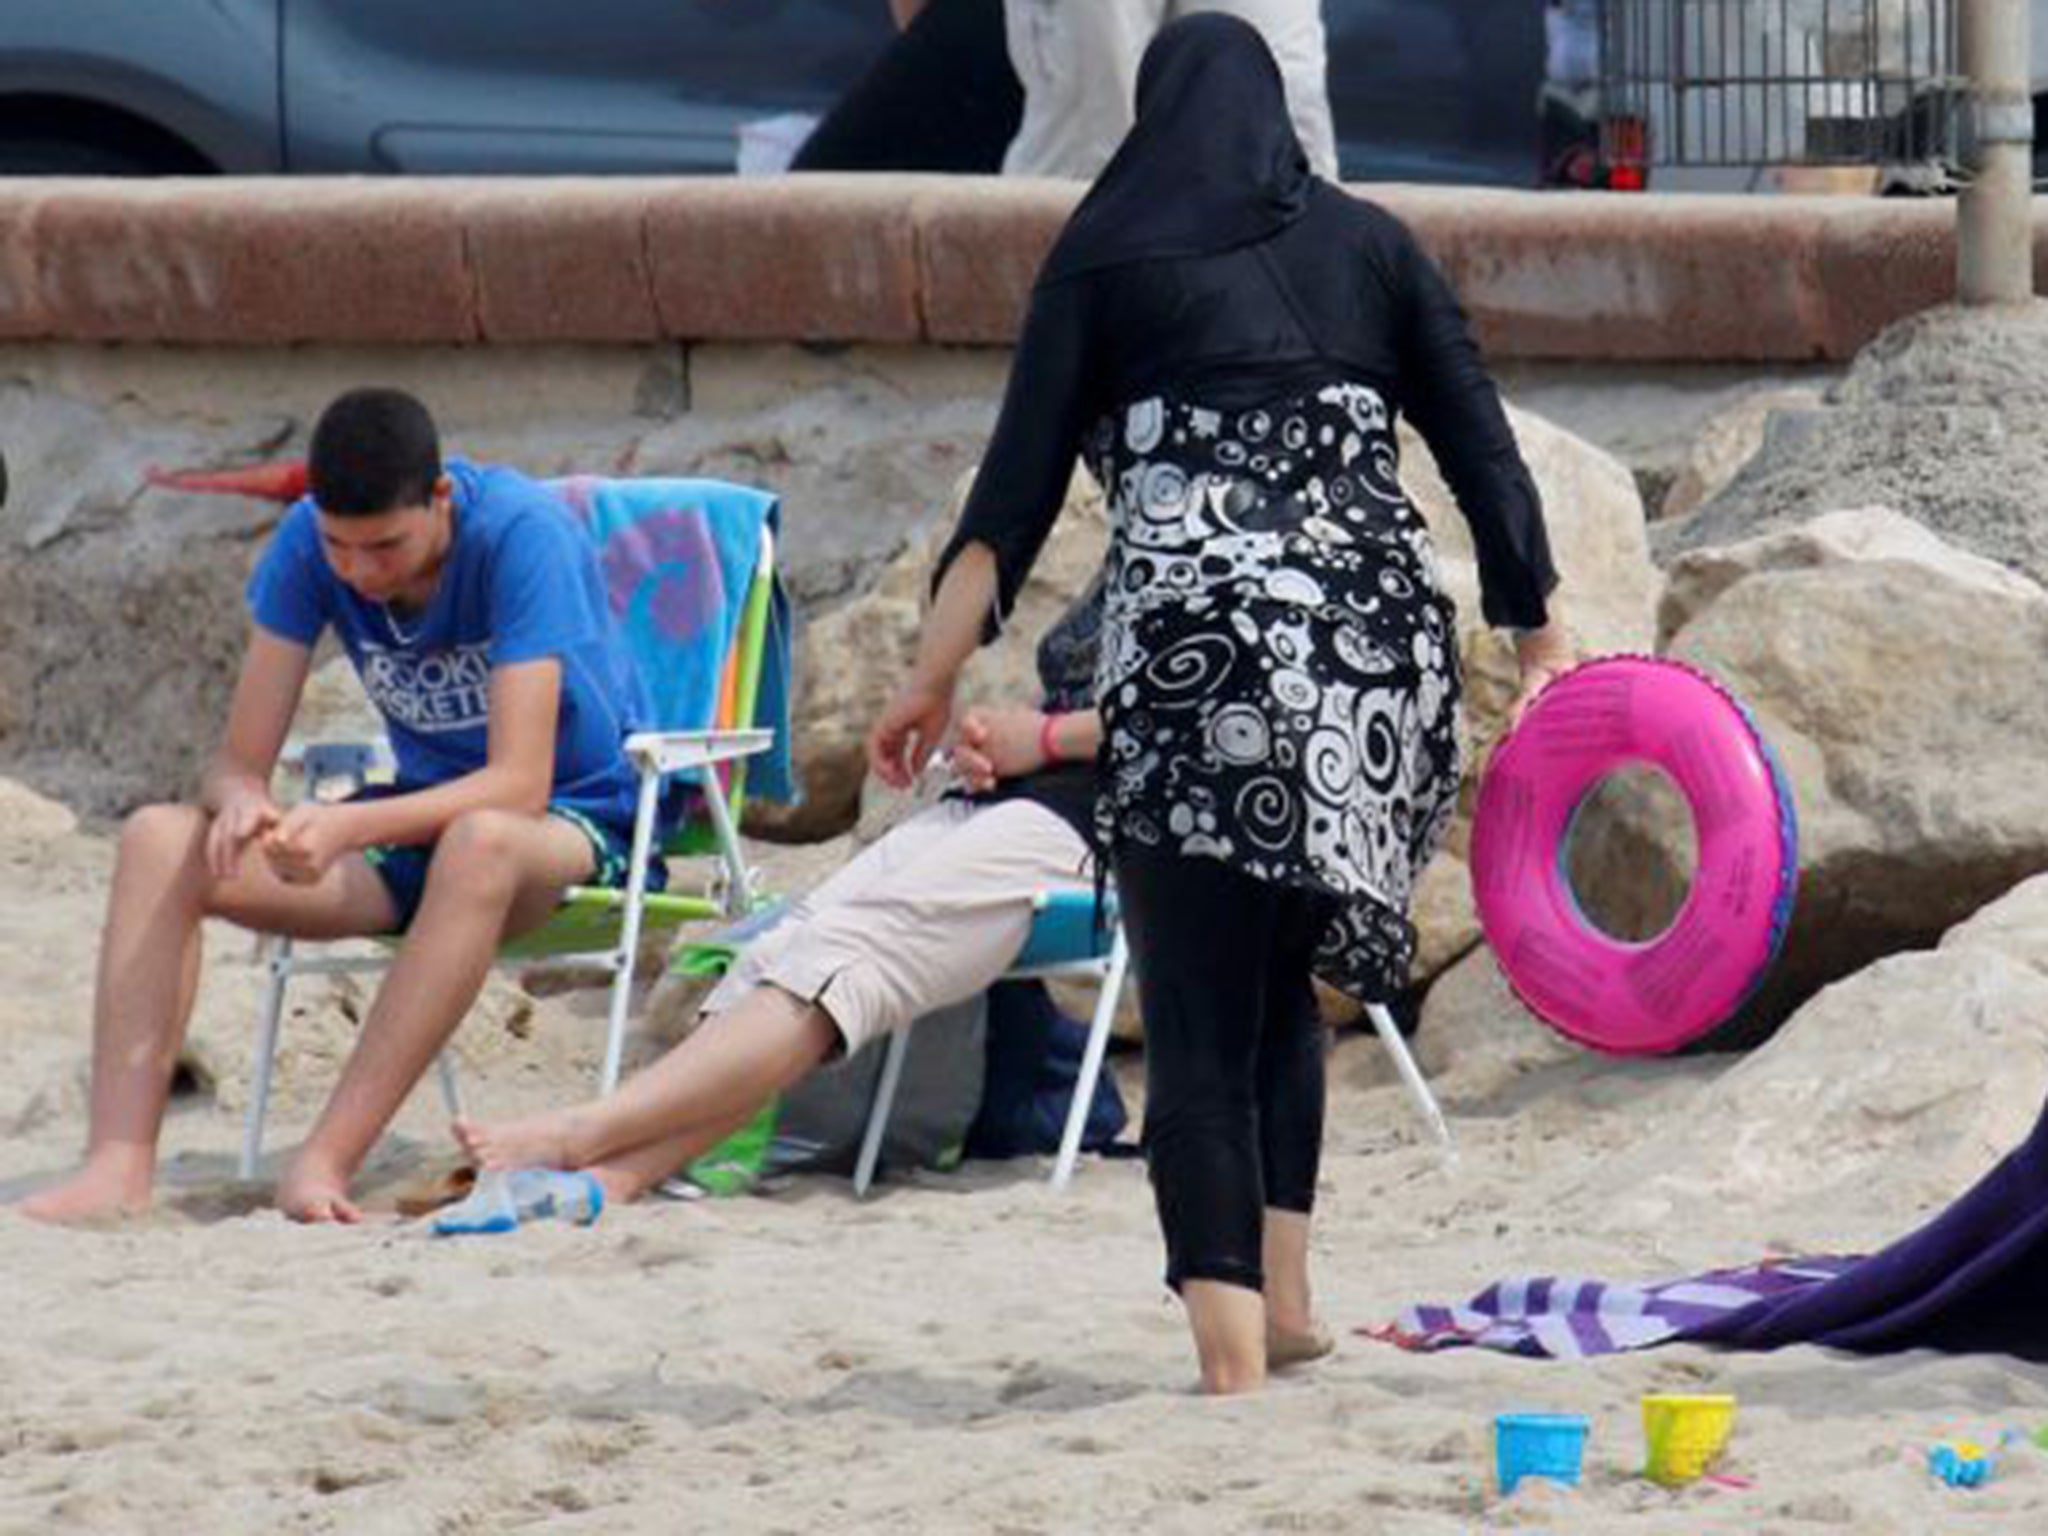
[931,276,1097,641]
[1393,228,1559,629]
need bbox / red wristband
[1037,710,1064,765]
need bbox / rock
[1402,402,1661,780]
[1661,386,1824,521]
[0,386,305,815]
[1413,945,1578,1104]
[1937,871,2048,985]
[0,776,78,842]
[1581,948,2048,1245]
[1655,504,2040,648]
[1660,303,2048,590]
[1607,510,2048,1045]
[1411,850,1481,986]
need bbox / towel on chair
[551,475,797,806]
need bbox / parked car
[0,0,1543,183]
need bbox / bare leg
[279,810,594,1223]
[1182,1280,1268,1396]
[22,804,395,1224]
[455,983,838,1199]
[1261,1208,1333,1366]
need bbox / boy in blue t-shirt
[24,388,655,1225]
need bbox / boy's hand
[206,786,281,881]
[954,705,1048,792]
[263,804,356,886]
[867,678,956,790]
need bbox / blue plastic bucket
[1495,1412,1590,1495]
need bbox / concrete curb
[0,176,2027,360]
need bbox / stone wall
[0,176,2035,362]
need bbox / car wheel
[0,137,166,174]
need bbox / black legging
[1117,846,1336,1295]
[792,0,1021,174]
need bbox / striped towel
[1368,1089,2048,1363]
[1366,1258,1858,1359]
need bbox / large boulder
[1660,386,1825,522]
[1659,303,2048,589]
[1401,401,1661,799]
[1587,508,2048,1045]
[754,465,1109,844]
[1575,944,2048,1248]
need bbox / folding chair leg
[241,939,293,1181]
[1366,1002,1453,1150]
[1050,928,1130,1191]
[435,1052,465,1122]
[853,1026,912,1199]
[599,957,634,1096]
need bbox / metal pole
[1958,0,2034,303]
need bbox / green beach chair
[238,491,786,1180]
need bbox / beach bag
[684,991,987,1194]
[965,980,1129,1160]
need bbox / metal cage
[1599,0,1963,171]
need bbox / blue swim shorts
[361,802,667,934]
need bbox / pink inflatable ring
[1469,656,1798,1055]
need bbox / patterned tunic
[938,185,1557,1002]
[1089,383,1461,1001]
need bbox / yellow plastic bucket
[1641,1393,1736,1485]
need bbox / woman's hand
[954,705,1050,792]
[1506,621,1575,728]
[867,676,957,790]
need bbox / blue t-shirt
[247,459,648,833]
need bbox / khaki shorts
[704,798,1092,1055]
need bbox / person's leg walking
[1254,886,1335,1363]
[1001,0,1163,177]
[279,809,593,1221]
[24,803,397,1223]
[1118,845,1285,1393]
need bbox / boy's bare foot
[277,1154,364,1224]
[452,1110,586,1173]
[20,1158,152,1225]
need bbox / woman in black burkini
[869,14,1572,1393]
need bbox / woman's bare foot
[452,1109,589,1173]
[19,1153,153,1225]
[277,1153,364,1224]
[1266,1318,1335,1370]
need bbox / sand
[4,777,2047,1534]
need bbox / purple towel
[1371,1090,2048,1362]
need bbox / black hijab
[1038,12,1314,286]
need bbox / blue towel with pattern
[550,475,797,806]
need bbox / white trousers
[1000,0,1338,181]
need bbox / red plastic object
[146,458,310,503]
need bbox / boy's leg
[23,803,398,1224]
[278,809,594,1222]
